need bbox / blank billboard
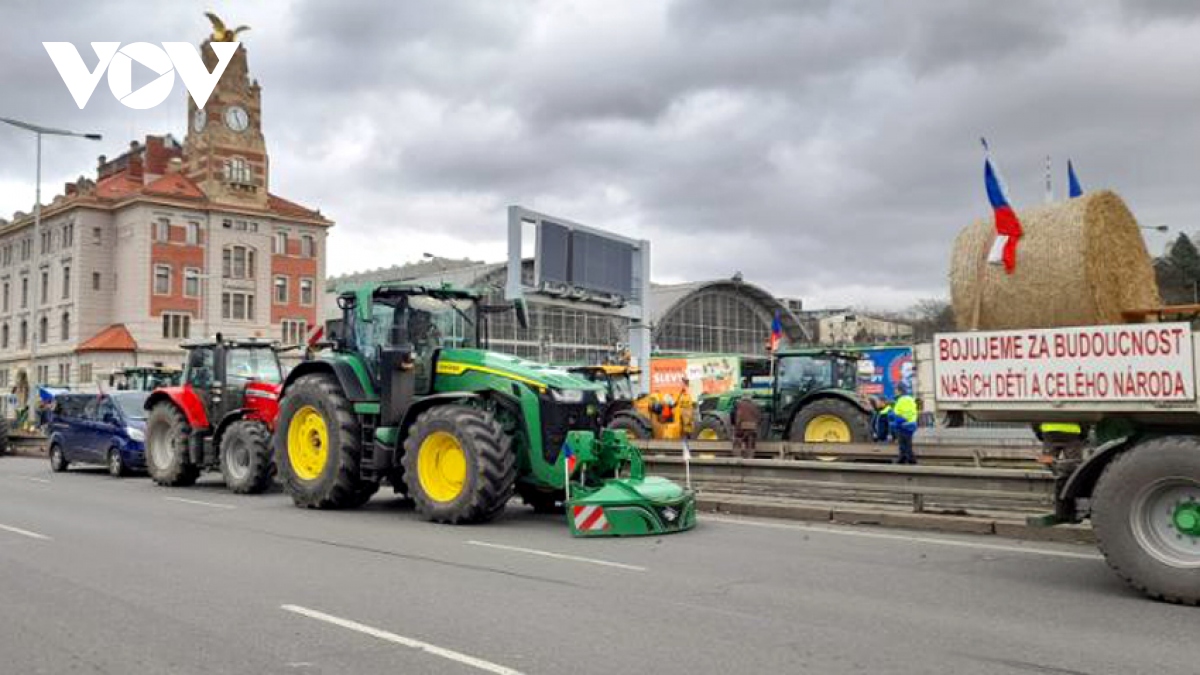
[571,230,634,298]
[537,221,571,286]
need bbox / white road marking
[163,496,236,510]
[14,476,50,484]
[707,515,1105,561]
[465,540,647,571]
[0,522,52,541]
[281,605,525,675]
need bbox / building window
[186,221,200,245]
[2,323,8,349]
[274,275,288,304]
[184,267,201,298]
[224,157,252,185]
[61,265,70,299]
[300,277,314,306]
[60,312,69,341]
[249,222,258,233]
[79,363,92,384]
[20,238,30,260]
[274,231,288,255]
[154,265,171,295]
[0,370,7,388]
[40,270,48,304]
[2,281,8,313]
[282,319,307,345]
[222,218,233,229]
[62,223,74,248]
[162,312,191,339]
[40,230,51,254]
[92,227,102,245]
[222,292,255,321]
[38,316,47,345]
[300,235,315,258]
[57,363,69,385]
[155,217,170,242]
[92,271,101,291]
[20,276,28,308]
[19,320,27,349]
[2,245,10,266]
[37,364,48,384]
[234,219,248,231]
[222,246,255,280]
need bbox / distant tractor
[143,337,282,493]
[694,349,872,443]
[566,364,656,440]
[274,283,695,536]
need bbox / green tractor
[273,282,695,537]
[694,348,873,443]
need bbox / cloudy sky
[1,0,1197,309]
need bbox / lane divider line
[15,476,51,484]
[163,496,236,510]
[706,515,1104,561]
[0,522,52,541]
[281,604,525,675]
[465,540,647,571]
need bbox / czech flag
[562,441,577,475]
[769,310,783,352]
[982,138,1022,274]
[1067,160,1083,198]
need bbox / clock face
[192,109,207,132]
[225,105,250,132]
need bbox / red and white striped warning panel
[572,505,610,532]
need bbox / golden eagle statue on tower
[205,12,250,42]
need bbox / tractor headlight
[551,388,585,404]
[126,426,145,442]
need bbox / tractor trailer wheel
[607,413,652,440]
[402,404,516,524]
[694,415,730,441]
[789,399,871,444]
[145,402,200,487]
[1092,436,1200,605]
[275,373,373,509]
[220,419,274,494]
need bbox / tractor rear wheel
[220,419,274,494]
[275,373,372,509]
[694,415,730,441]
[402,404,516,524]
[789,399,871,444]
[1092,437,1200,605]
[145,402,200,487]
[607,413,652,440]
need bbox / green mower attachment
[562,429,697,537]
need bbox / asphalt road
[0,455,1195,675]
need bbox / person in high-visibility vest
[889,383,919,464]
[870,396,893,442]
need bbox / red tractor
[143,336,283,493]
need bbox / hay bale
[950,190,1161,330]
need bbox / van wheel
[49,443,68,472]
[107,448,127,478]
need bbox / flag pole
[682,437,692,490]
[1044,155,1053,204]
[563,445,571,504]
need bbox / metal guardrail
[637,439,1041,468]
[643,456,1056,514]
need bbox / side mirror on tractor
[513,297,530,330]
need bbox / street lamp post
[1140,225,1170,233]
[0,117,101,417]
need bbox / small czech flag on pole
[769,309,783,352]
[562,441,576,502]
[981,138,1023,274]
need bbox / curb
[697,496,1095,545]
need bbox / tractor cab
[567,365,639,415]
[179,337,283,423]
[109,366,182,392]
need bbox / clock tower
[183,37,269,208]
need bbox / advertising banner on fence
[856,347,914,401]
[934,323,1195,402]
[650,356,741,398]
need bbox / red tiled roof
[268,193,323,220]
[77,324,137,353]
[143,173,205,199]
[93,173,144,199]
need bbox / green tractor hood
[437,349,605,393]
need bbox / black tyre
[789,399,871,443]
[347,483,380,508]
[694,415,730,441]
[220,419,274,494]
[107,448,127,478]
[1092,437,1200,605]
[402,404,516,524]
[274,373,372,509]
[0,417,9,455]
[607,413,652,441]
[518,484,564,514]
[145,402,200,487]
[49,443,68,472]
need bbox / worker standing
[677,378,695,438]
[732,392,761,459]
[870,396,892,442]
[889,383,919,465]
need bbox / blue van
[48,391,149,476]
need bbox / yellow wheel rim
[288,405,329,481]
[697,428,719,441]
[417,431,467,503]
[804,414,851,443]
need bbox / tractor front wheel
[402,404,515,524]
[694,415,730,441]
[607,412,652,441]
[145,402,199,487]
[789,399,871,444]
[220,419,274,494]
[275,373,372,509]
